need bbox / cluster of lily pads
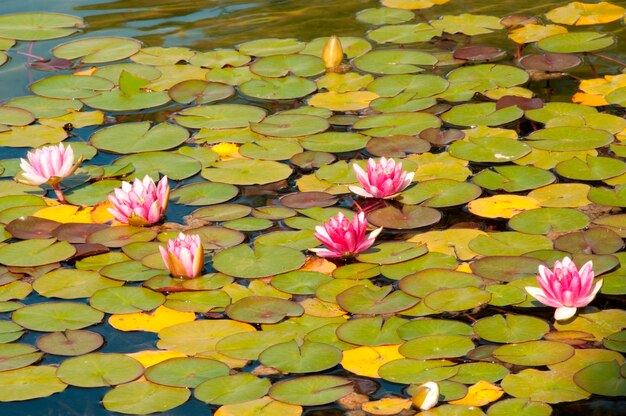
[0,0,625,415]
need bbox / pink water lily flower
[19,143,80,202]
[349,157,414,199]
[108,175,169,226]
[525,257,603,321]
[159,233,204,278]
[311,211,382,259]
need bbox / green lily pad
[378,358,457,384]
[424,287,492,312]
[195,373,270,405]
[35,330,103,356]
[214,244,305,279]
[399,179,482,207]
[538,32,615,53]
[353,112,441,137]
[554,227,624,254]
[201,159,292,185]
[89,286,165,314]
[473,165,555,192]
[357,242,427,265]
[175,104,265,129]
[251,54,324,77]
[56,353,143,387]
[555,155,626,181]
[443,103,524,127]
[367,205,441,229]
[259,340,342,373]
[269,375,353,406]
[0,366,67,402]
[493,341,574,366]
[450,362,510,384]
[250,114,328,137]
[0,12,83,40]
[81,89,171,111]
[170,182,238,206]
[223,217,273,232]
[101,260,165,282]
[604,331,626,353]
[469,232,553,255]
[0,238,75,267]
[0,106,35,127]
[300,132,370,152]
[5,96,83,119]
[574,359,626,396]
[588,185,626,207]
[87,226,157,248]
[447,64,529,92]
[0,343,42,372]
[470,256,546,282]
[190,49,250,68]
[192,204,251,221]
[398,319,473,340]
[165,290,230,313]
[474,314,550,343]
[486,398,552,416]
[226,296,303,324]
[31,75,113,99]
[12,302,103,332]
[103,381,190,414]
[90,122,189,154]
[357,7,415,25]
[168,80,234,105]
[336,316,406,346]
[238,38,305,56]
[431,13,503,35]
[144,357,229,388]
[271,271,332,295]
[382,252,458,280]
[501,368,589,403]
[33,268,122,299]
[332,263,381,280]
[53,37,141,63]
[0,321,24,344]
[239,139,303,161]
[113,151,201,180]
[337,285,419,314]
[64,179,123,206]
[448,137,531,163]
[353,50,437,74]
[508,208,589,234]
[239,76,317,100]
[368,23,442,44]
[399,269,483,298]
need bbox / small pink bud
[159,233,204,279]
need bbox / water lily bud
[322,35,344,69]
[412,381,439,411]
[311,211,382,259]
[159,233,204,279]
[108,175,170,226]
[19,143,79,186]
[349,157,414,199]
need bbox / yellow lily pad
[340,345,404,378]
[468,195,541,219]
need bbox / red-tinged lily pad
[518,53,581,71]
[280,192,338,209]
[226,296,303,324]
[35,330,103,356]
[5,216,60,239]
[12,302,104,332]
[337,285,419,314]
[52,223,110,244]
[214,244,305,279]
[453,45,506,61]
[367,205,441,229]
[554,227,624,254]
[87,226,157,248]
[56,353,144,387]
[0,238,75,267]
[269,375,353,406]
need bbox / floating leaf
[214,245,305,278]
[0,12,83,40]
[103,381,190,414]
[269,375,353,406]
[90,122,189,154]
[545,2,625,25]
[538,32,615,53]
[0,366,67,402]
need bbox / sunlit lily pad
[260,340,342,373]
[175,104,265,129]
[431,14,503,35]
[239,76,317,101]
[269,375,353,406]
[0,343,42,372]
[300,132,370,152]
[0,366,67,402]
[337,285,418,314]
[525,127,613,151]
[447,64,529,92]
[251,54,324,78]
[556,155,626,181]
[443,103,523,127]
[508,208,589,234]
[0,12,83,40]
[474,314,549,343]
[486,398,552,416]
[89,286,165,314]
[0,238,75,267]
[400,335,475,359]
[378,358,457,384]
[472,165,555,192]
[353,112,441,137]
[103,381,190,414]
[12,302,103,332]
[368,23,442,44]
[56,353,143,387]
[357,7,415,25]
[238,38,305,57]
[502,368,590,403]
[448,136,530,163]
[353,50,437,74]
[538,32,615,53]
[214,244,305,278]
[494,341,574,366]
[202,159,292,185]
[53,37,142,63]
[573,360,626,397]
[33,268,122,299]
[113,151,200,180]
[91,122,189,154]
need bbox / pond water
[0,0,625,415]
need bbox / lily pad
[175,104,266,129]
[214,244,305,278]
[399,179,482,207]
[493,341,574,366]
[0,238,75,267]
[202,159,292,185]
[12,302,103,332]
[56,353,144,387]
[0,12,83,40]
[474,314,549,343]
[353,50,437,74]
[170,182,238,206]
[400,335,475,359]
[113,151,200,180]
[103,381,190,414]
[0,366,67,402]
[367,205,441,229]
[259,340,342,373]
[90,122,189,154]
[195,373,270,405]
[538,32,615,53]
[508,208,589,234]
[269,375,353,406]
[35,330,103,356]
[226,296,303,324]
[239,76,317,101]
[53,37,142,63]
[89,286,165,314]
